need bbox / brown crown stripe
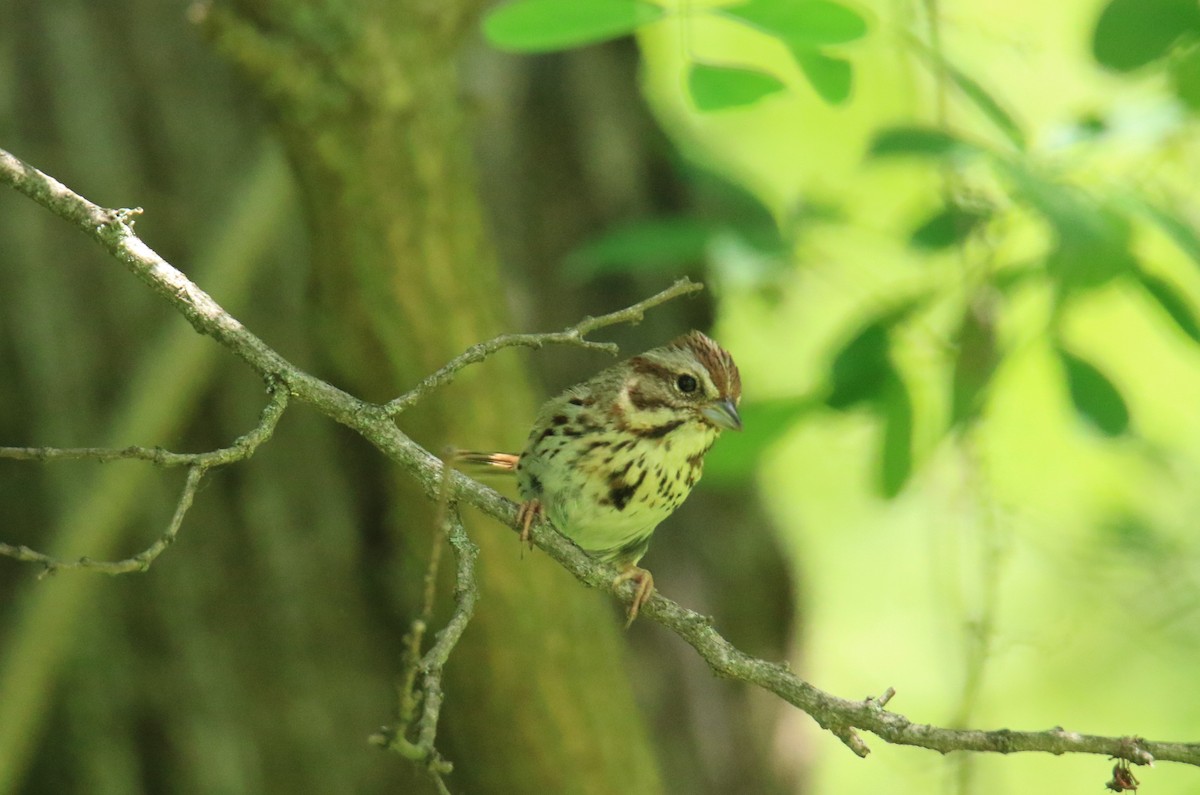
[671,331,742,400]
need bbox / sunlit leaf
[688,63,787,111]
[1092,0,1200,72]
[793,50,853,104]
[867,126,974,159]
[1057,345,1130,436]
[878,374,914,498]
[1135,270,1200,344]
[723,0,868,46]
[909,204,989,250]
[483,0,663,53]
[563,218,715,278]
[702,396,818,485]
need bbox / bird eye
[676,374,698,393]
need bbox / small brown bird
[462,331,742,623]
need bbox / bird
[460,330,742,624]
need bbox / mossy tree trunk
[206,2,664,792]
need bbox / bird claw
[516,499,542,552]
[613,566,655,628]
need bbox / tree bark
[205,2,664,792]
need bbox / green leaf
[723,0,868,47]
[1170,43,1200,111]
[483,0,663,53]
[904,38,1027,150]
[825,296,930,410]
[825,322,892,410]
[1099,512,1172,558]
[702,396,817,485]
[867,126,974,159]
[1136,270,1200,343]
[909,204,989,250]
[563,218,715,279]
[1003,165,1137,291]
[878,373,914,498]
[688,63,787,111]
[941,64,1026,151]
[1057,345,1130,436]
[1131,198,1200,267]
[793,50,853,104]
[1092,0,1200,72]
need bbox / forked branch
[2,145,1198,776]
[0,389,287,574]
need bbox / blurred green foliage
[485,0,868,107]
[484,1,1200,791]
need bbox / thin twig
[417,511,479,744]
[0,389,288,572]
[371,507,479,789]
[383,277,704,416]
[0,465,205,576]
[0,388,288,467]
[371,456,477,789]
[4,145,1199,770]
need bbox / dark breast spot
[686,442,714,468]
[634,419,684,439]
[608,470,648,511]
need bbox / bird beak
[701,398,742,432]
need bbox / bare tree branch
[2,145,1198,773]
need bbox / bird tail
[451,450,520,472]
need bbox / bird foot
[613,566,655,628]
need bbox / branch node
[866,686,897,710]
[109,206,144,229]
[830,723,871,758]
[1116,736,1155,767]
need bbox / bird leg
[613,565,655,627]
